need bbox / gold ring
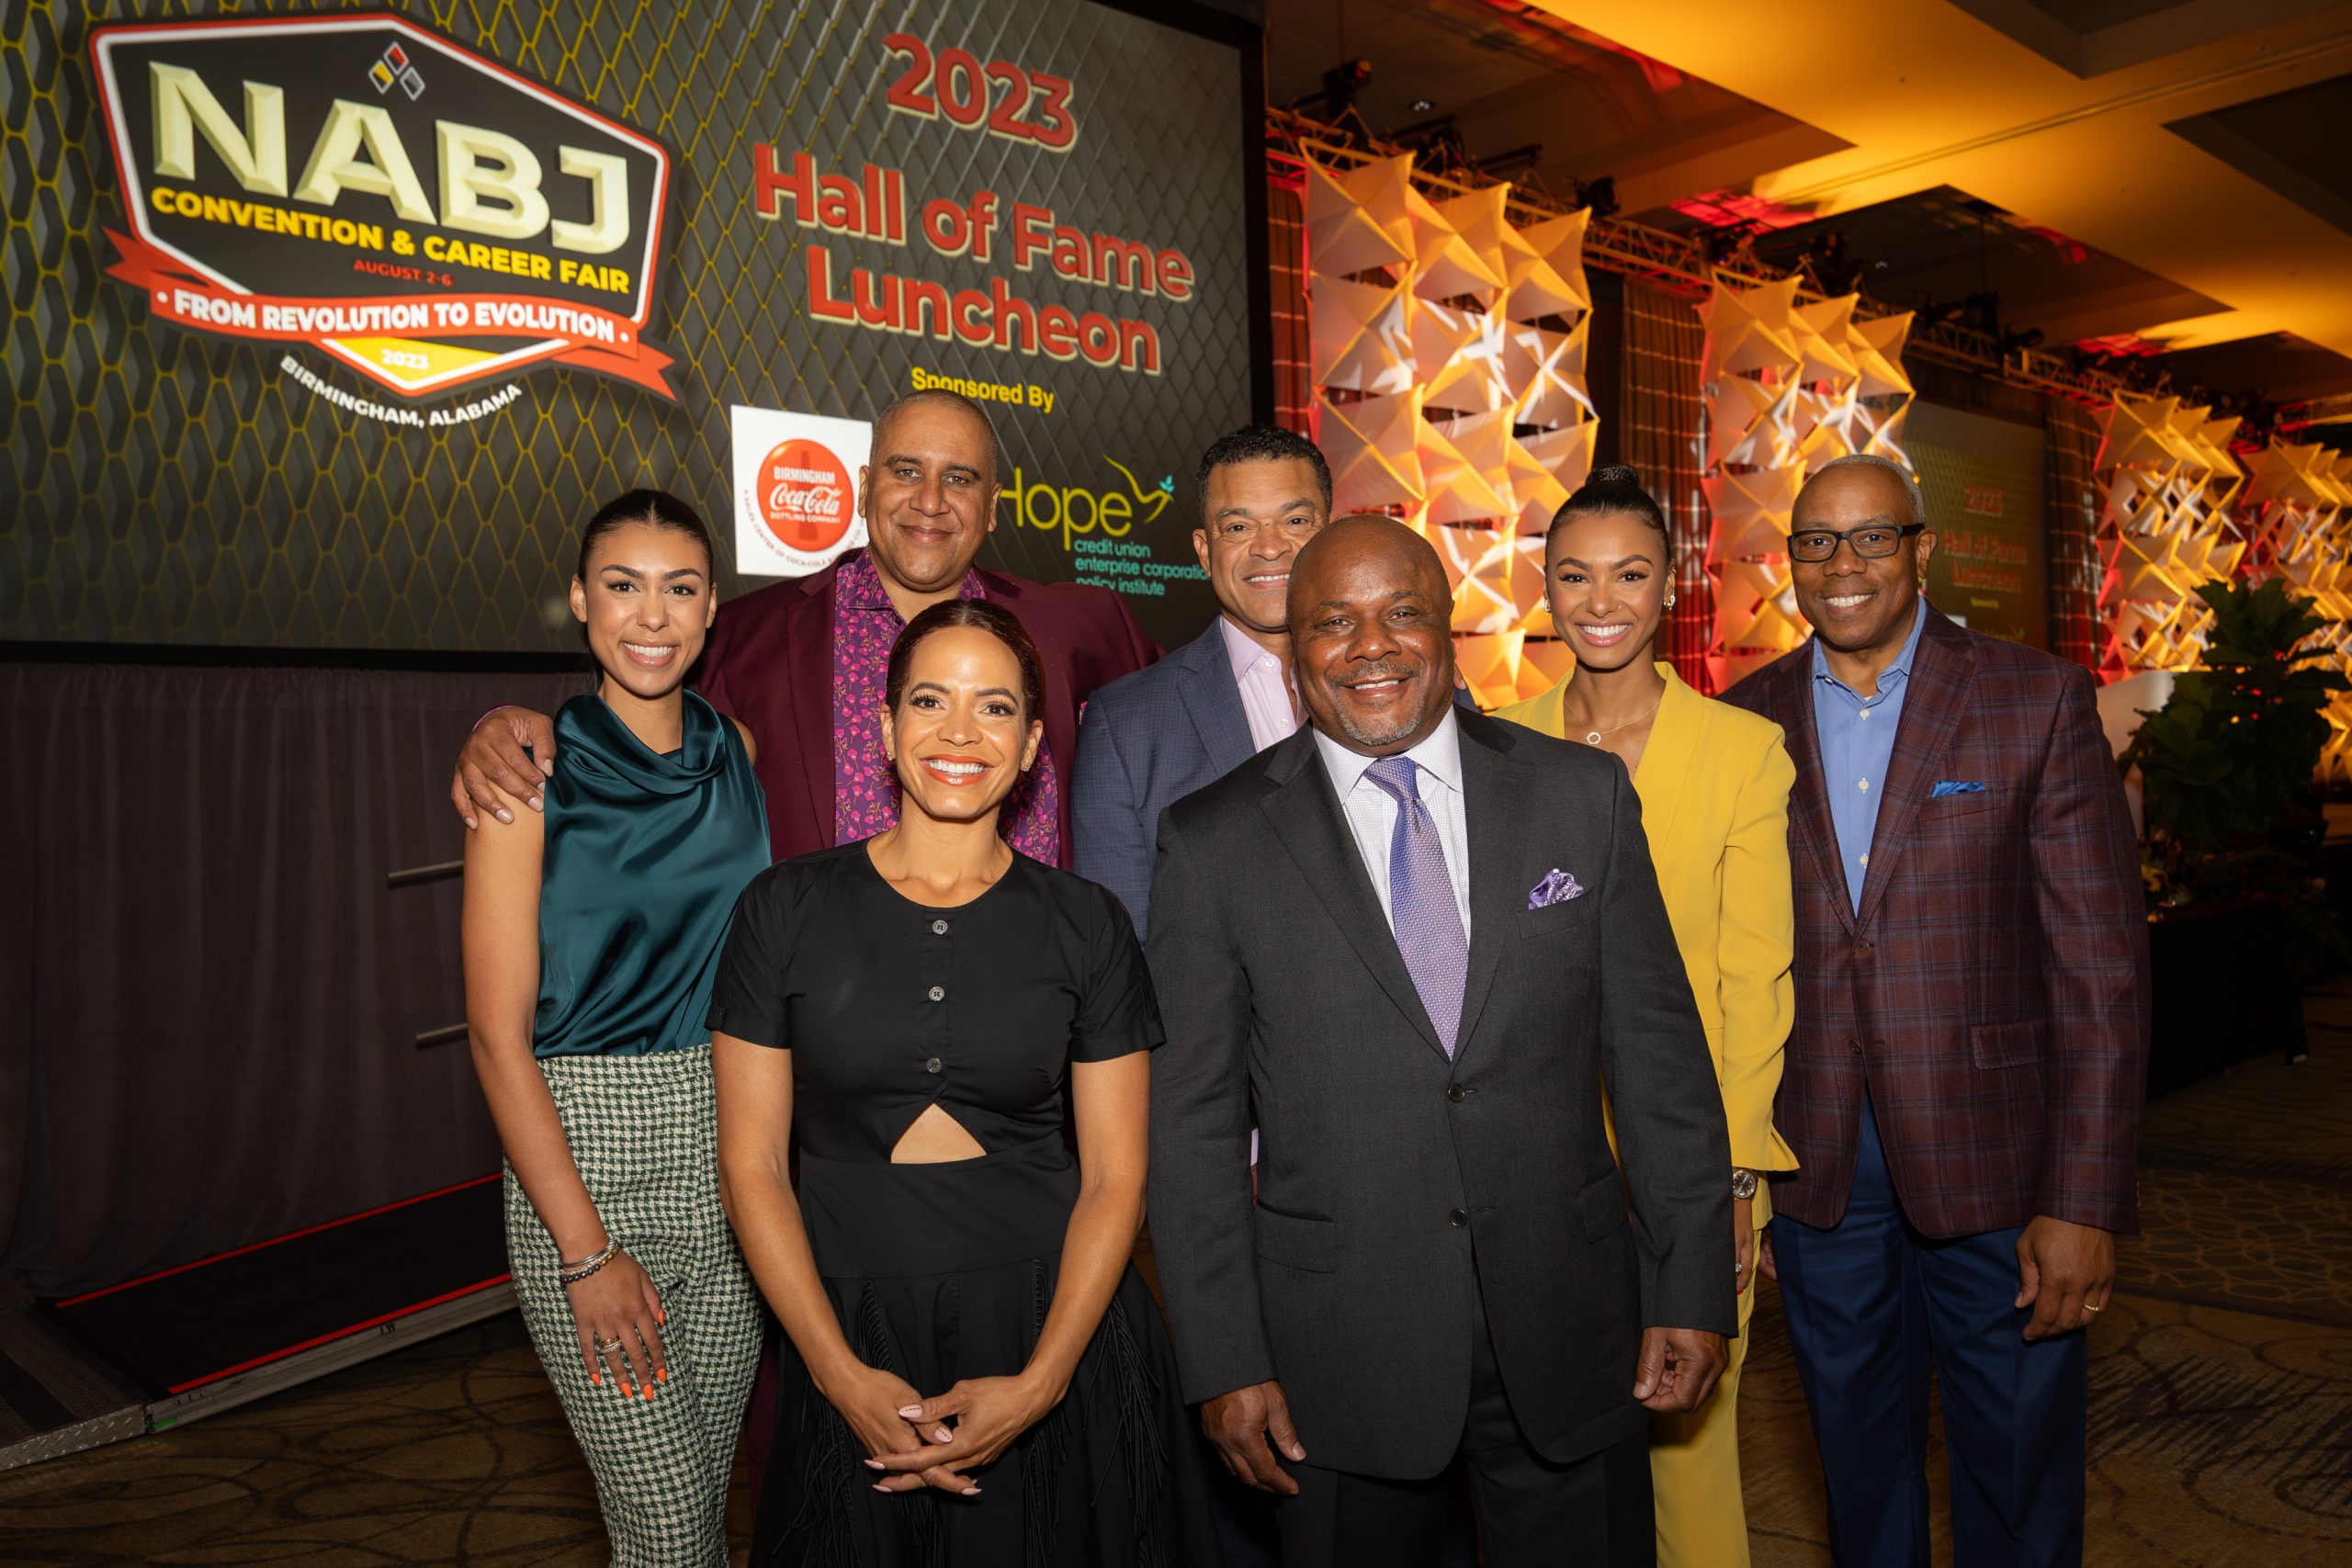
[2081,1305,2102,1314]
[594,1335,624,1352]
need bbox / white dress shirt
[1311,705,1474,941]
[1217,615,1304,752]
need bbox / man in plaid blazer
[1723,455,2148,1567]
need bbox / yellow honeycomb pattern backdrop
[1698,273,1915,691]
[1302,150,1597,709]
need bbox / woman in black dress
[710,598,1220,1567]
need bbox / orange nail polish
[657,1307,667,1325]
[622,1382,634,1397]
[590,1371,602,1385]
[657,1368,668,1383]
[642,1383,654,1402]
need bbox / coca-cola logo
[772,480,845,513]
[757,437,857,552]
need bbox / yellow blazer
[1496,663,1800,1207]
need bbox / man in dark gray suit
[1146,515,1736,1566]
[1072,424,1331,936]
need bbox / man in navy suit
[1072,424,1332,934]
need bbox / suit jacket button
[1853,940,1873,956]
[1446,1083,1466,1103]
[1847,1036,1864,1055]
[924,1056,943,1074]
[1447,1209,1469,1228]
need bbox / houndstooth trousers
[506,1044,763,1568]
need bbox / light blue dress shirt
[1311,705,1474,941]
[1811,601,1928,913]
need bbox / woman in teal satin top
[533,687,768,1059]
[462,490,770,1568]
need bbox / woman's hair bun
[1547,461,1669,553]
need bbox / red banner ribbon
[106,230,678,400]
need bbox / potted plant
[2124,576,2349,975]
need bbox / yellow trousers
[1648,1223,1761,1568]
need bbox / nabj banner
[8,1,1256,651]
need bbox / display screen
[1906,400,2050,649]
[6,1,1255,652]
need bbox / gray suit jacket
[1071,623,1257,938]
[1145,710,1734,1478]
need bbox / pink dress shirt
[1218,615,1304,752]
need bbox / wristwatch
[1730,1168,1758,1201]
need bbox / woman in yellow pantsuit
[1496,465,1798,1568]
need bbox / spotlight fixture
[1805,231,1862,295]
[1409,97,1435,112]
[1959,290,2002,337]
[1476,142,1543,176]
[1576,175,1619,220]
[1321,58,1372,118]
[1702,225,1760,268]
[2000,326,2045,355]
[1289,58,1372,119]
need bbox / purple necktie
[1364,754,1468,1056]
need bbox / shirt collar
[1812,597,1928,694]
[1217,615,1283,680]
[835,547,987,613]
[1312,704,1464,800]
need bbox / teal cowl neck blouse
[533,690,770,1058]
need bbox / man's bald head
[871,389,1001,483]
[1288,513,1459,756]
[1288,513,1449,617]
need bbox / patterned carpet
[6,1032,2348,1564]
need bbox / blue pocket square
[1528,869,1585,909]
[1931,780,1986,797]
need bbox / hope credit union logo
[88,13,680,401]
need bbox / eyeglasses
[1787,523,1925,563]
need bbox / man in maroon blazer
[449,388,1159,865]
[1722,455,2147,1567]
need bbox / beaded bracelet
[560,1237,618,1286]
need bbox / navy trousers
[1773,1098,2088,1568]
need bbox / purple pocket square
[1528,869,1585,909]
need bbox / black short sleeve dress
[710,841,1220,1567]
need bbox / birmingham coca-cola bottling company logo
[730,406,874,578]
[756,439,858,555]
[88,12,681,403]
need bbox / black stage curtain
[0,662,582,1297]
[1619,278,1710,690]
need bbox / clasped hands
[825,1360,1063,1497]
[1201,1327,1730,1498]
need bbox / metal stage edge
[0,1280,515,1472]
